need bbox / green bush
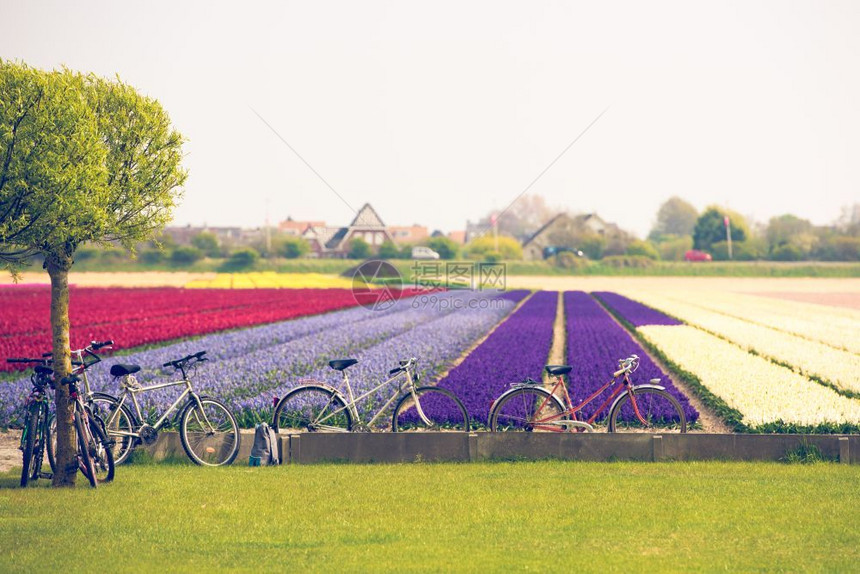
[223,247,260,270]
[279,236,310,259]
[770,244,804,262]
[74,245,101,261]
[169,246,204,266]
[191,232,221,257]
[378,240,401,260]
[464,236,523,260]
[625,240,660,260]
[599,255,655,269]
[579,235,606,260]
[816,237,860,261]
[710,240,765,261]
[427,237,459,260]
[139,248,165,264]
[347,238,371,259]
[554,252,588,270]
[656,235,693,261]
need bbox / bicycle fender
[284,384,347,404]
[608,384,667,415]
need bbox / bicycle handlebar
[613,354,640,378]
[163,351,207,369]
[389,357,418,376]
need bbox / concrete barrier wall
[145,431,857,465]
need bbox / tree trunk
[46,252,76,487]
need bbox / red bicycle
[488,355,687,433]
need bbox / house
[388,224,429,244]
[522,213,628,260]
[279,217,326,236]
[302,203,397,258]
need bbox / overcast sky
[2,0,858,238]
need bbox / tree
[347,237,371,259]
[473,194,555,241]
[464,235,523,260]
[170,245,203,265]
[378,239,401,259]
[427,236,459,260]
[0,61,186,486]
[279,236,309,259]
[650,197,698,239]
[693,206,748,253]
[191,232,220,257]
[223,247,259,270]
[625,240,660,260]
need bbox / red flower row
[0,286,372,370]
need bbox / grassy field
[1,461,858,572]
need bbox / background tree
[347,237,371,259]
[0,61,186,486]
[191,231,220,257]
[693,206,749,253]
[474,194,555,241]
[170,245,203,266]
[649,196,698,239]
[279,236,310,259]
[378,239,401,259]
[464,235,523,260]
[222,247,259,270]
[427,236,459,260]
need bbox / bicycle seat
[110,364,141,377]
[545,365,572,376]
[329,359,358,371]
[34,365,53,375]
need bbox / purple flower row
[591,292,682,327]
[564,291,698,424]
[436,291,558,423]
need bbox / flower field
[1,277,857,433]
[597,291,860,432]
[185,272,354,289]
[0,286,393,371]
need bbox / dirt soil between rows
[0,429,22,473]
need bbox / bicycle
[58,372,115,487]
[272,357,470,433]
[7,357,55,487]
[45,340,128,467]
[99,351,241,466]
[489,354,688,433]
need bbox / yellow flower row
[639,325,860,427]
[185,272,353,289]
[620,291,860,395]
[647,290,860,354]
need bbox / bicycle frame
[310,368,431,430]
[527,372,648,431]
[105,377,209,438]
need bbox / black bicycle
[7,357,54,487]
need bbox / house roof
[349,203,386,228]
[522,213,571,246]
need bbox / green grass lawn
[1,461,858,572]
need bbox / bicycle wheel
[489,387,567,432]
[87,414,115,483]
[46,413,56,473]
[607,388,687,433]
[273,386,352,433]
[20,404,39,487]
[74,411,98,488]
[392,387,470,432]
[179,398,240,466]
[90,393,137,465]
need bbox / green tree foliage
[656,235,693,261]
[223,247,259,270]
[427,236,459,260]
[579,234,605,260]
[279,236,310,259]
[693,206,748,253]
[625,239,660,260]
[650,197,698,238]
[191,232,220,257]
[464,235,523,260]
[378,239,401,259]
[709,240,765,261]
[170,246,203,265]
[0,61,185,486]
[347,237,371,259]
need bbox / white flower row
[638,325,860,428]
[620,291,860,395]
[631,290,860,355]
